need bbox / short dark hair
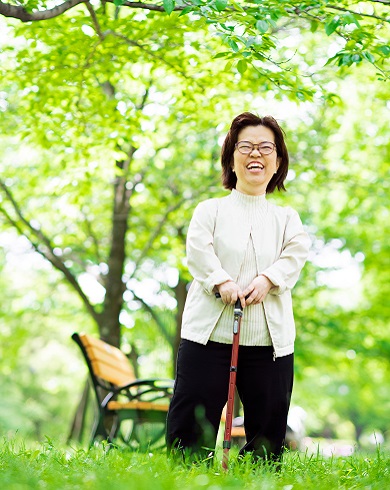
[221,112,289,193]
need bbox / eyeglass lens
[236,141,275,154]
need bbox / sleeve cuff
[204,270,233,295]
[261,272,286,296]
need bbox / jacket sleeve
[186,200,233,295]
[261,208,311,295]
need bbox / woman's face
[233,125,280,196]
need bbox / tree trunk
[99,155,134,347]
[354,423,364,446]
[67,379,91,443]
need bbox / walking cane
[222,298,243,470]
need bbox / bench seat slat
[90,359,134,387]
[107,401,169,412]
[85,344,133,374]
[79,334,136,386]
[231,427,245,437]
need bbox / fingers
[243,276,273,305]
[223,294,239,305]
[242,285,259,305]
[245,290,261,305]
[218,276,272,307]
[238,291,246,309]
[217,281,244,306]
[226,290,240,305]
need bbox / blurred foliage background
[0,0,389,450]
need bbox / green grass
[0,438,389,490]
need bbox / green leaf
[215,0,228,12]
[230,0,245,12]
[221,23,234,32]
[337,54,351,66]
[268,18,277,29]
[213,51,231,59]
[325,17,340,36]
[237,59,247,75]
[362,51,376,64]
[310,21,319,33]
[228,38,239,52]
[225,60,233,71]
[339,54,352,66]
[163,0,175,15]
[113,0,124,6]
[324,54,338,66]
[178,6,193,16]
[376,45,390,56]
[342,13,361,28]
[256,20,268,34]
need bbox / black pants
[166,339,293,462]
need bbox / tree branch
[0,0,85,22]
[129,196,187,279]
[80,209,103,266]
[135,79,152,112]
[129,290,174,345]
[0,0,186,22]
[0,180,101,324]
[104,31,191,81]
[85,1,104,40]
[120,1,184,12]
[326,4,390,23]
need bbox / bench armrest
[101,378,174,409]
[115,378,174,392]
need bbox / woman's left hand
[242,275,273,305]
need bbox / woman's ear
[275,157,281,174]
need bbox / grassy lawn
[1,439,388,489]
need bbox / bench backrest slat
[78,333,135,387]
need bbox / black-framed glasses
[235,141,276,155]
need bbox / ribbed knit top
[209,189,272,346]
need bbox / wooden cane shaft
[222,314,242,469]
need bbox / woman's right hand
[217,280,245,308]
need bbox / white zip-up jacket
[181,189,311,358]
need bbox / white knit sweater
[181,189,311,358]
[210,192,272,345]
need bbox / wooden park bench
[73,332,254,450]
[72,332,174,448]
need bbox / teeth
[248,164,263,169]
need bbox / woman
[166,112,310,464]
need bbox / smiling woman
[166,112,311,466]
[232,125,279,196]
[221,113,289,195]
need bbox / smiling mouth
[247,163,264,170]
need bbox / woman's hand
[217,280,245,307]
[242,275,273,305]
